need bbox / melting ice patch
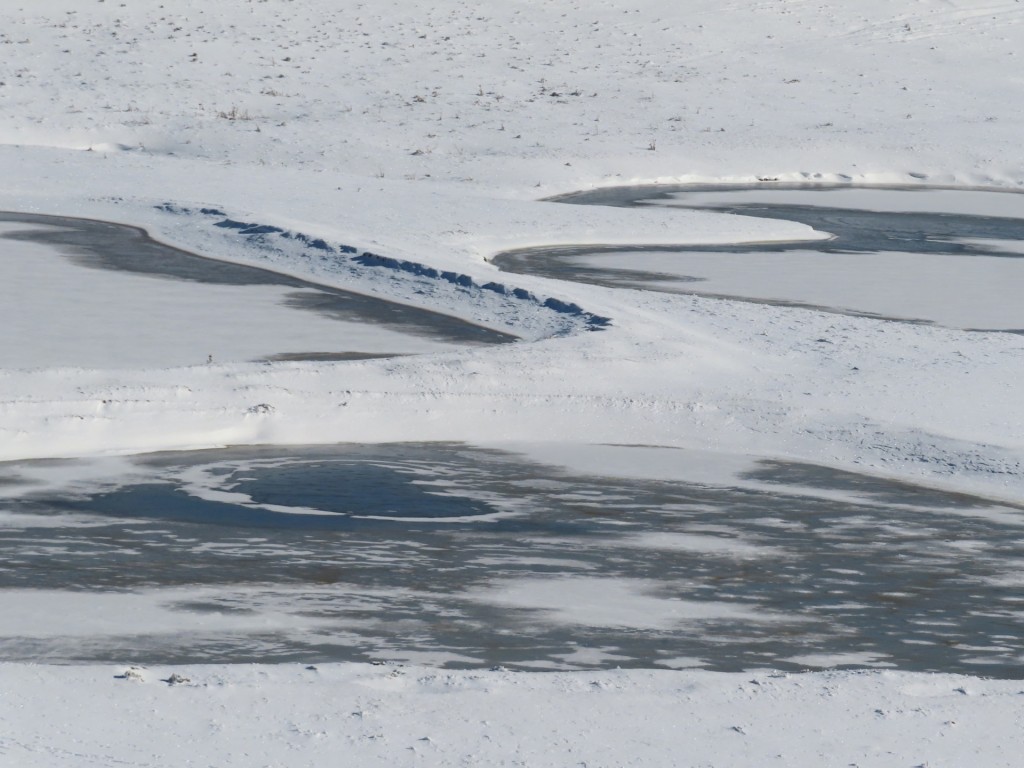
[462,576,783,630]
[782,651,898,669]
[617,531,786,559]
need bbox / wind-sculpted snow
[156,202,612,338]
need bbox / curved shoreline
[542,180,1024,205]
[494,183,1024,332]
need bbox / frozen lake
[495,185,1024,332]
[0,213,513,369]
[3,188,1022,676]
[2,443,1023,676]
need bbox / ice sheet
[573,248,1024,329]
[0,223,460,369]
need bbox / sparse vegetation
[217,106,252,121]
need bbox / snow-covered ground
[3,0,1024,764]
[4,663,1024,768]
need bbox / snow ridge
[155,203,612,339]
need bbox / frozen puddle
[495,185,1024,331]
[2,443,1024,675]
[0,213,513,369]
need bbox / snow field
[3,0,1024,764]
[2,663,1023,768]
[2,0,1023,191]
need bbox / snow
[3,0,1024,763]
[4,663,1024,768]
